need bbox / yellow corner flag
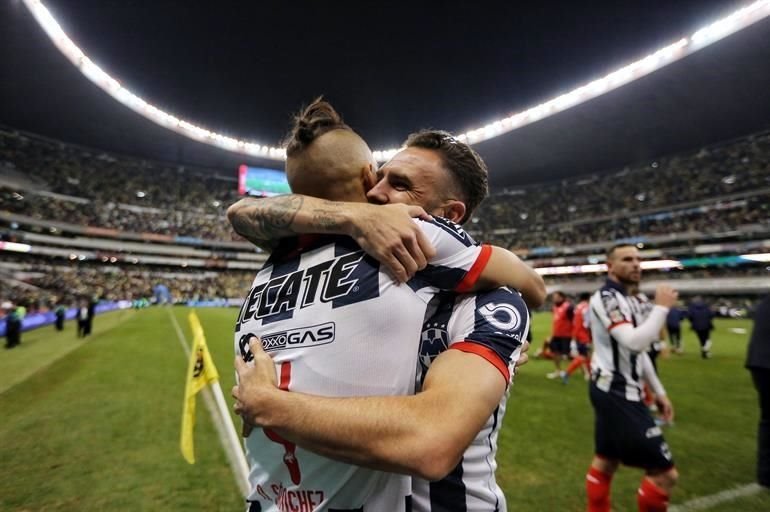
[180,311,220,464]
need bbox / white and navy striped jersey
[589,279,660,401]
[413,287,530,512]
[235,217,491,512]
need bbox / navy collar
[604,278,628,296]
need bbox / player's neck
[607,274,632,295]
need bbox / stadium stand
[1,126,768,311]
[468,130,770,249]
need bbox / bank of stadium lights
[535,259,683,276]
[23,0,770,162]
[0,241,32,253]
[742,253,770,263]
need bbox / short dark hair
[404,129,488,224]
[284,97,351,157]
[579,292,591,301]
[606,243,636,260]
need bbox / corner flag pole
[174,309,250,497]
[210,378,251,488]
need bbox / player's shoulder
[596,281,625,299]
[592,285,626,310]
[635,292,651,303]
[415,216,478,247]
[467,286,525,306]
[465,287,529,332]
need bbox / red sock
[637,477,669,512]
[586,466,612,512]
[566,356,585,376]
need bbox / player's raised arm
[593,284,678,352]
[408,218,546,308]
[227,194,435,280]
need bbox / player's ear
[441,200,466,224]
[362,164,377,193]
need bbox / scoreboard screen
[238,165,291,197]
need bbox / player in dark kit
[688,296,715,359]
[585,244,679,512]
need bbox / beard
[618,273,641,286]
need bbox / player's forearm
[226,194,355,245]
[252,351,501,481]
[256,390,459,480]
[472,247,546,308]
[640,353,666,396]
[612,305,669,352]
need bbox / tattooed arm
[226,195,306,250]
[227,194,435,281]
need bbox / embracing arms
[227,195,435,282]
[234,339,506,481]
[227,195,546,307]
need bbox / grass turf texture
[0,307,766,511]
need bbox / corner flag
[180,311,220,464]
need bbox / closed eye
[389,177,410,191]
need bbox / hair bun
[284,97,351,157]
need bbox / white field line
[669,483,764,511]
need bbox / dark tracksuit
[747,295,770,487]
[688,301,714,357]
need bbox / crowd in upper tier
[1,128,768,249]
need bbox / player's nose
[366,182,389,205]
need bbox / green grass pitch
[1,307,768,511]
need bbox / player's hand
[513,340,530,375]
[569,340,579,358]
[654,284,678,309]
[656,395,675,423]
[232,337,279,435]
[347,203,435,283]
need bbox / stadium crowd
[0,257,255,312]
[470,131,770,234]
[1,128,769,248]
[0,128,241,240]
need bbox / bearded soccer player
[585,244,679,512]
[232,99,544,510]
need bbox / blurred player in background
[3,301,22,349]
[585,244,679,512]
[666,303,687,354]
[746,294,770,489]
[76,298,89,338]
[153,283,172,305]
[54,302,66,331]
[688,296,715,359]
[546,291,573,379]
[562,291,592,383]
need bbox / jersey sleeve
[446,287,530,384]
[413,217,491,292]
[591,289,631,331]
